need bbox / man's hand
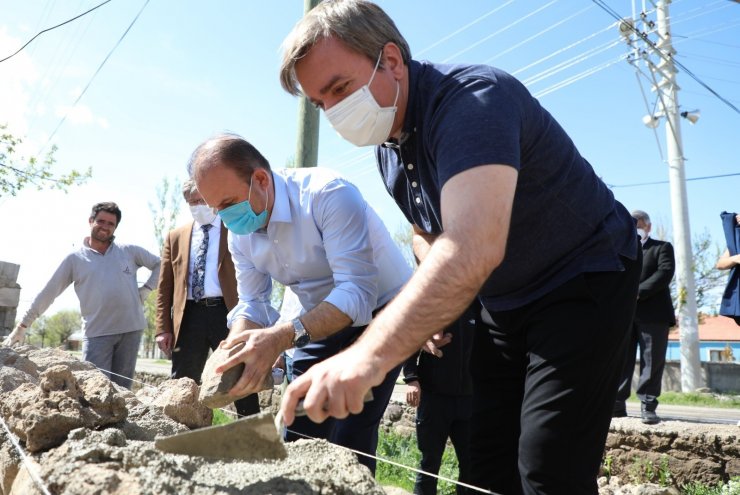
[421,332,452,358]
[279,345,385,426]
[138,286,152,304]
[2,324,27,347]
[155,333,173,358]
[216,324,291,397]
[406,380,421,407]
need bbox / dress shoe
[641,409,660,425]
[612,408,627,418]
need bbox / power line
[38,0,151,155]
[0,0,113,64]
[483,4,595,65]
[606,172,740,189]
[415,1,517,58]
[441,0,558,64]
[590,0,740,115]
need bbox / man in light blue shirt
[189,133,412,473]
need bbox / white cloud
[0,27,39,135]
[54,104,108,129]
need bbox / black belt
[188,297,225,307]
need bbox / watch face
[295,332,311,348]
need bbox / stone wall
[382,400,740,489]
[0,262,20,339]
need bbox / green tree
[392,222,415,268]
[26,315,50,347]
[0,124,90,196]
[149,176,182,251]
[654,227,725,316]
[44,309,81,348]
[145,176,182,357]
[142,289,158,358]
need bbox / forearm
[356,235,490,376]
[717,254,740,270]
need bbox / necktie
[192,224,212,301]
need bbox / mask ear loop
[368,49,400,108]
[367,50,384,87]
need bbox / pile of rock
[0,345,385,495]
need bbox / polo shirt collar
[384,59,421,147]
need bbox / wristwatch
[291,317,311,348]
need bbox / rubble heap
[0,345,384,495]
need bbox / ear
[253,168,271,190]
[382,42,405,79]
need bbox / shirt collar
[268,171,292,224]
[382,59,421,148]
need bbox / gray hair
[187,133,271,185]
[182,178,198,199]
[631,210,651,225]
[280,0,411,96]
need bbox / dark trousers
[615,320,670,411]
[470,255,641,495]
[414,391,472,495]
[288,324,401,475]
[171,300,260,417]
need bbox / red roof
[668,315,740,342]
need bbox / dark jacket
[635,238,676,326]
[719,211,740,321]
[402,304,476,396]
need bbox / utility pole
[623,0,702,391]
[295,0,321,168]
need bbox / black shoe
[641,409,659,425]
[612,402,627,418]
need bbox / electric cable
[510,20,617,77]
[483,4,594,65]
[0,0,113,64]
[523,38,622,87]
[37,0,151,155]
[441,0,558,63]
[415,0,517,58]
[591,0,740,115]
[606,172,740,189]
[533,54,628,97]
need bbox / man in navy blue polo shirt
[278,1,640,494]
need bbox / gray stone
[198,342,273,409]
[148,378,212,429]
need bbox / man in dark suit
[614,210,675,424]
[155,179,259,417]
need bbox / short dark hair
[188,133,271,185]
[90,202,122,225]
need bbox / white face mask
[190,204,217,225]
[636,228,648,243]
[325,51,400,147]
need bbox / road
[135,358,740,425]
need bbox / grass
[681,478,740,495]
[626,391,740,409]
[375,429,461,495]
[212,408,237,426]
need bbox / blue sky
[0,0,738,317]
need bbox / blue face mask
[218,177,268,235]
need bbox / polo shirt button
[411,181,418,188]
[407,163,414,170]
[415,197,422,204]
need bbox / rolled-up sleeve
[314,180,378,326]
[227,232,280,328]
